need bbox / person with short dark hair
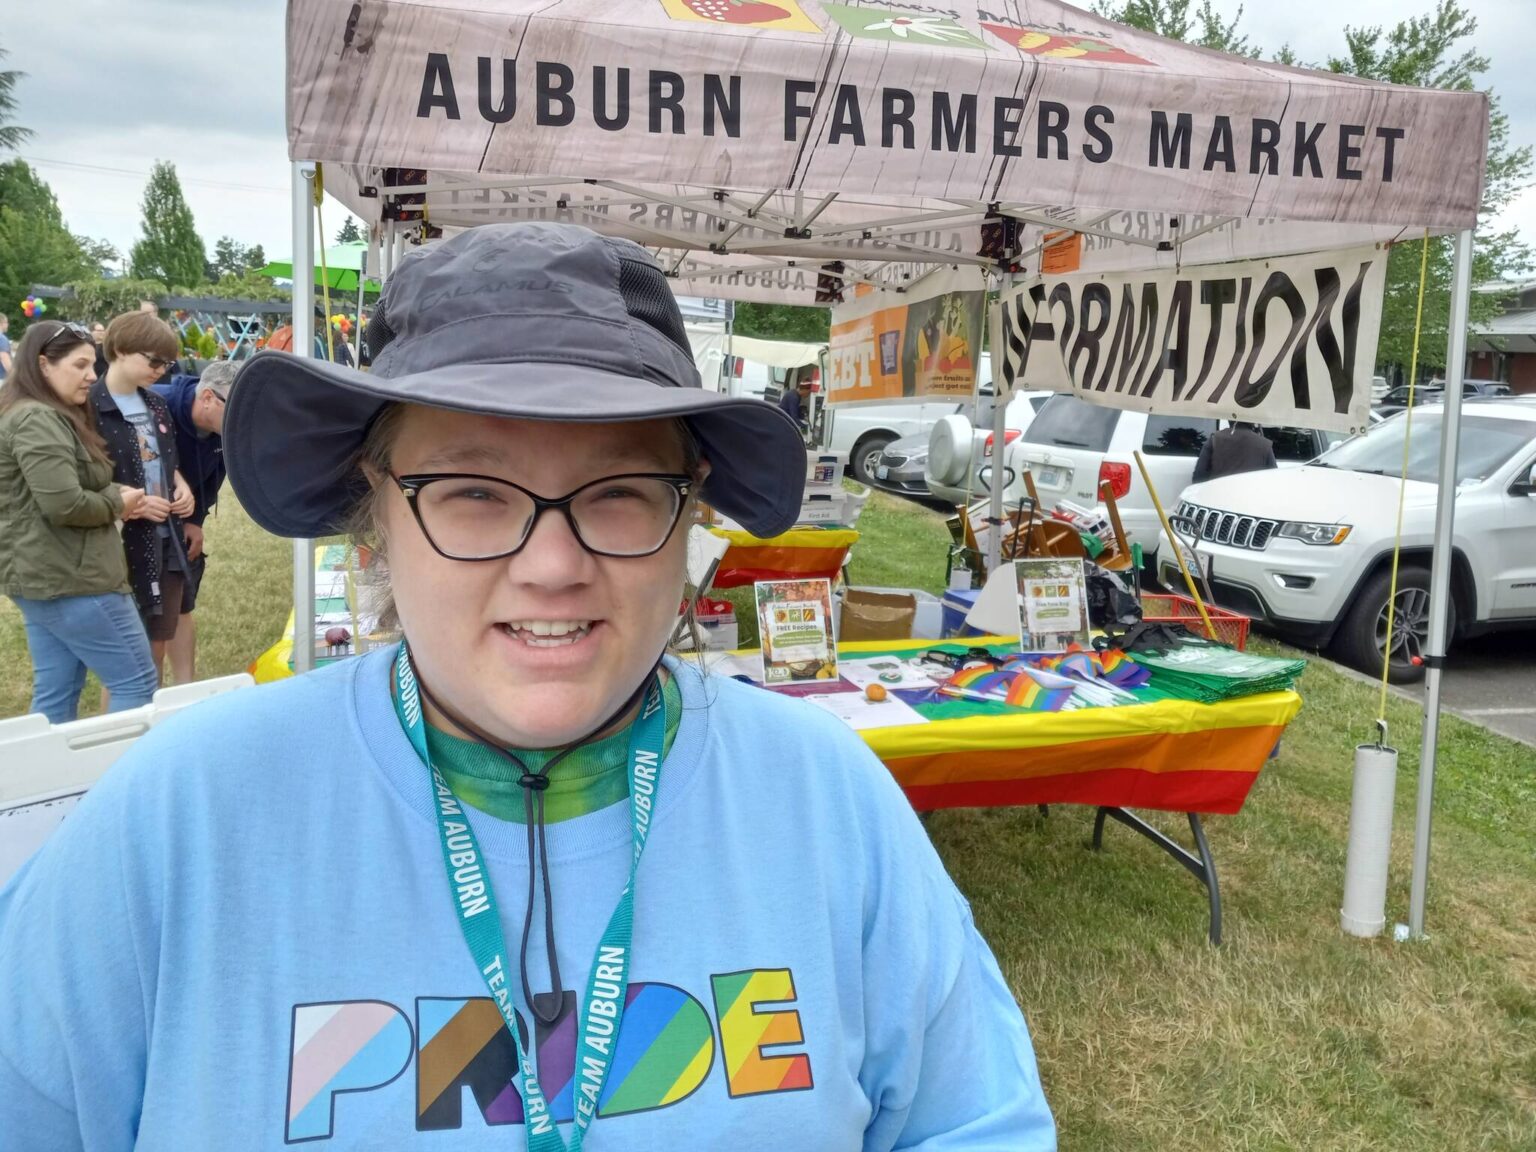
[90,320,109,380]
[1192,421,1278,484]
[777,378,803,425]
[95,311,197,683]
[0,321,159,721]
[150,360,236,684]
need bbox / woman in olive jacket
[0,322,161,723]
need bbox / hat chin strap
[406,644,667,1026]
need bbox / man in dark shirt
[90,321,109,380]
[778,384,803,426]
[1192,423,1277,484]
[151,361,236,684]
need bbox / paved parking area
[1438,627,1536,747]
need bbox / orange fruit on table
[865,683,888,702]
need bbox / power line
[20,155,289,195]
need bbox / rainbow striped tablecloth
[831,638,1301,816]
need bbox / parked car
[1161,399,1536,681]
[1375,378,1510,417]
[997,395,1340,570]
[873,433,934,499]
[819,353,994,486]
[924,390,1054,506]
[826,400,966,487]
[1370,374,1390,402]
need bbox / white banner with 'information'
[995,246,1386,432]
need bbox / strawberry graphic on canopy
[687,0,787,21]
[660,0,821,32]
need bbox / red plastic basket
[1140,592,1251,650]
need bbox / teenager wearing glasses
[0,225,1055,1149]
[0,321,159,722]
[93,311,197,686]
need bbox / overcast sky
[6,0,1534,265]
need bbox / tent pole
[291,161,318,676]
[1407,226,1475,940]
[985,272,1014,575]
[354,249,367,363]
[382,220,396,278]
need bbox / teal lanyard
[394,643,666,1150]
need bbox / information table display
[714,637,1304,944]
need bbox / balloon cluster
[329,313,354,336]
[19,294,47,318]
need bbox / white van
[725,358,785,402]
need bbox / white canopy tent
[721,334,824,371]
[277,0,1487,935]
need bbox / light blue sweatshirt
[0,650,1055,1150]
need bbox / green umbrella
[258,242,376,293]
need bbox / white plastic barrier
[0,675,254,888]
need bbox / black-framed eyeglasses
[139,351,178,372]
[42,322,93,350]
[391,472,694,561]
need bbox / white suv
[924,389,1053,506]
[1161,400,1536,681]
[1003,396,1339,571]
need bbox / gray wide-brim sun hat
[224,223,806,539]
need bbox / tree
[1326,1,1532,374]
[130,162,208,290]
[0,47,31,152]
[1102,0,1531,377]
[0,161,91,329]
[1095,0,1257,56]
[335,216,364,244]
[732,302,829,343]
[57,277,169,324]
[210,235,267,280]
[208,270,291,303]
[74,235,122,277]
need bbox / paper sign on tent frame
[825,265,988,407]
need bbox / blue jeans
[11,592,159,724]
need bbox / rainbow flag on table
[1004,675,1075,712]
[940,665,1074,713]
[1025,647,1151,689]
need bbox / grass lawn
[0,500,296,719]
[4,490,1534,1148]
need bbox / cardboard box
[834,586,943,640]
[838,588,918,642]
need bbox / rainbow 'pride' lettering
[285,969,811,1142]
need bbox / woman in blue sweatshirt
[0,224,1055,1151]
